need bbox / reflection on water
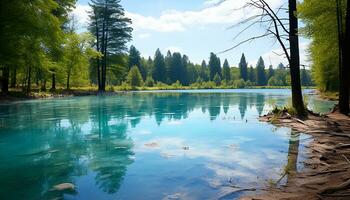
[0,89,334,199]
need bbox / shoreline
[241,110,350,200]
[0,87,317,102]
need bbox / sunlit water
[0,89,335,200]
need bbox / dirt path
[241,110,350,200]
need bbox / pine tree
[209,53,221,80]
[213,73,221,86]
[127,66,143,87]
[200,60,209,82]
[248,65,256,83]
[222,59,231,81]
[89,0,132,91]
[169,52,182,83]
[128,45,146,80]
[256,57,267,86]
[239,53,248,81]
[152,49,166,83]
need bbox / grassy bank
[0,85,317,101]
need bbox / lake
[0,89,335,200]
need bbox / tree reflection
[0,91,292,199]
[286,132,300,185]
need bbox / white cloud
[128,0,283,32]
[72,0,283,33]
[71,4,91,27]
[137,33,151,39]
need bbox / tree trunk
[338,0,350,114]
[51,73,56,91]
[66,74,70,90]
[41,79,46,91]
[10,68,16,88]
[1,65,9,93]
[94,7,102,91]
[289,0,305,116]
[27,66,31,94]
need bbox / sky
[73,0,310,68]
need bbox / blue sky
[74,0,309,67]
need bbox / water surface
[0,89,335,199]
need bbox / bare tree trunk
[1,65,9,93]
[338,0,349,114]
[289,0,305,116]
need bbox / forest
[0,0,315,95]
[1,0,350,199]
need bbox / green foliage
[222,59,231,81]
[209,53,221,80]
[213,73,221,86]
[256,57,267,86]
[127,66,144,87]
[239,53,248,81]
[145,76,155,87]
[152,49,166,83]
[299,0,345,91]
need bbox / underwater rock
[51,183,76,191]
[182,146,189,150]
[145,142,159,148]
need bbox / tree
[336,0,349,114]
[256,57,267,86]
[89,0,132,92]
[127,66,143,87]
[222,59,231,81]
[248,65,256,83]
[152,49,166,83]
[62,32,99,90]
[128,45,147,81]
[301,67,312,86]
[209,53,221,80]
[239,53,248,81]
[222,0,306,115]
[267,65,274,81]
[213,73,221,86]
[200,60,209,82]
[0,0,73,93]
[169,53,182,83]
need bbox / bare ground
[241,109,350,200]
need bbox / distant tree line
[122,47,313,88]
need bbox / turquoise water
[0,89,335,200]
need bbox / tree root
[318,178,350,195]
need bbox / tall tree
[152,49,166,83]
[336,0,349,114]
[89,0,132,91]
[128,45,146,80]
[256,57,267,86]
[288,0,305,115]
[200,60,209,82]
[222,59,231,81]
[209,53,221,80]
[169,53,182,83]
[248,65,256,83]
[239,53,248,81]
